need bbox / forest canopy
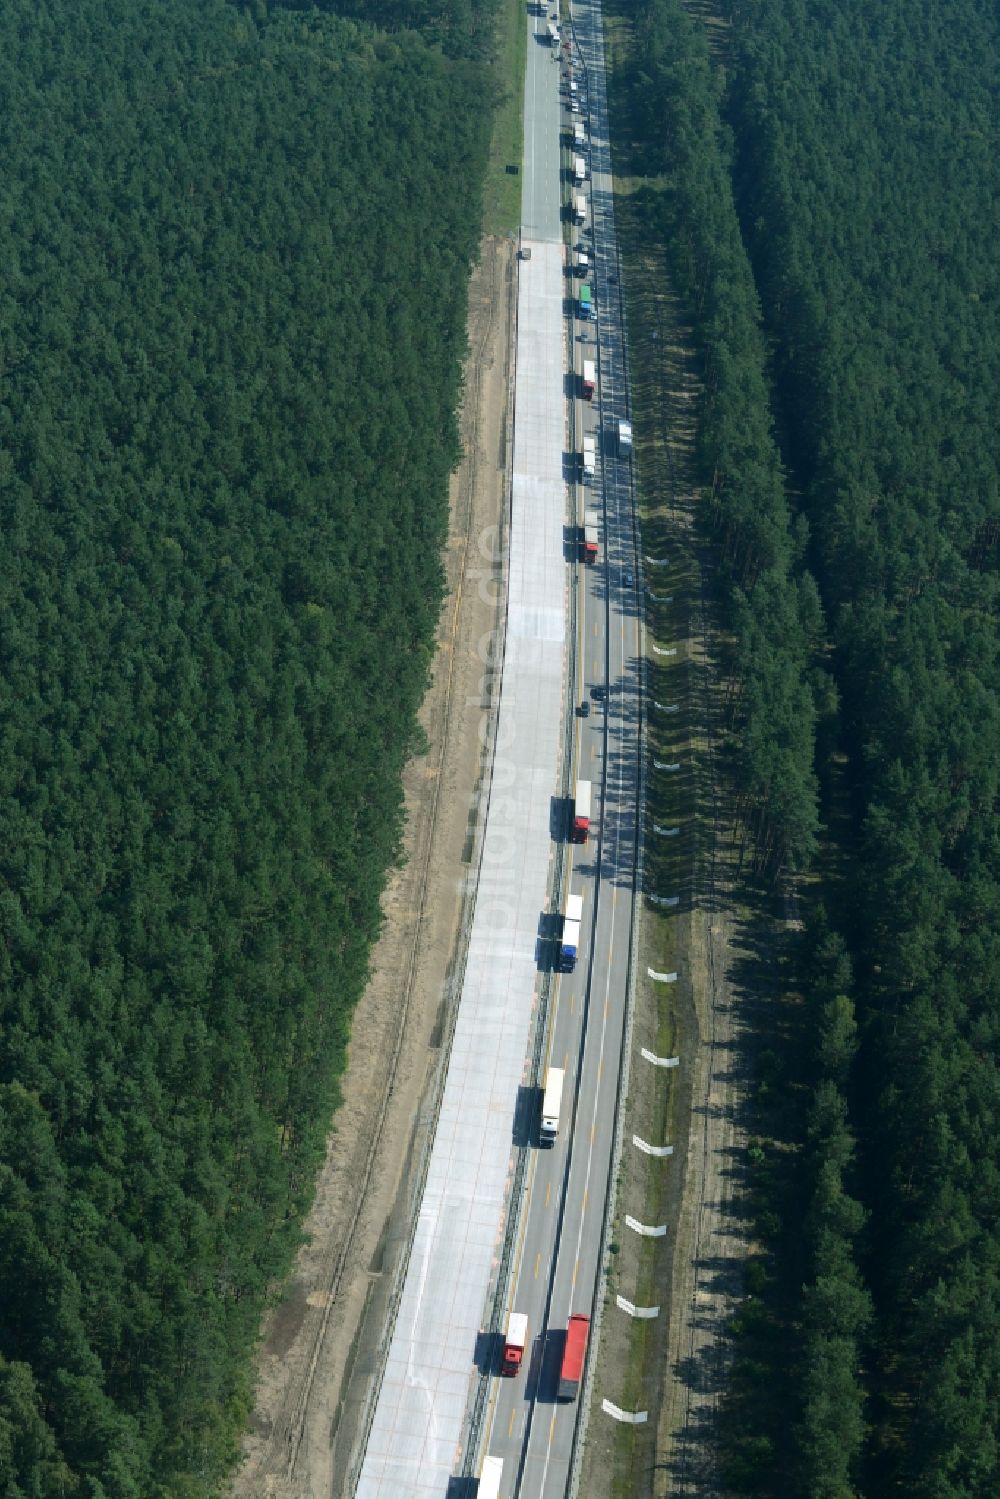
[0,0,491,1493]
[610,0,998,1493]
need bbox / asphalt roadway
[477,2,643,1495]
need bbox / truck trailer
[540,1066,565,1146]
[582,434,596,480]
[581,359,596,400]
[557,1314,590,1400]
[572,778,592,837]
[559,891,584,971]
[501,1312,528,1376]
[582,513,598,563]
[478,1455,504,1499]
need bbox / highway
[476,2,642,1495]
[352,2,639,1492]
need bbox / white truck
[501,1312,529,1376]
[618,418,633,456]
[559,892,584,972]
[582,434,596,480]
[479,1455,504,1499]
[540,1066,566,1146]
[573,155,586,184]
[574,123,585,148]
[573,194,587,224]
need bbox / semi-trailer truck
[559,892,583,971]
[501,1312,528,1376]
[572,778,592,837]
[582,513,598,564]
[582,435,596,480]
[557,1314,590,1400]
[581,359,596,400]
[579,284,593,320]
[540,1066,565,1145]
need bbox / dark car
[624,570,634,587]
[578,700,591,718]
[591,684,607,701]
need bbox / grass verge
[482,0,527,235]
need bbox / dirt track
[228,236,515,1499]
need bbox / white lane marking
[632,1136,674,1157]
[624,1215,667,1237]
[602,1399,648,1423]
[616,1296,660,1318]
[641,1048,679,1067]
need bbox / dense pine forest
[610,0,998,1494]
[0,0,493,1492]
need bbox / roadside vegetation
[608,0,998,1495]
[0,0,496,1493]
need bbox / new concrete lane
[353,15,567,1499]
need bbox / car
[591,684,607,701]
[624,570,634,586]
[578,701,591,718]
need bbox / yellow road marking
[545,1181,552,1209]
[534,1253,541,1280]
[509,1408,517,1440]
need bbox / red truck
[557,1314,590,1400]
[571,779,592,843]
[501,1313,528,1376]
[582,509,598,564]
